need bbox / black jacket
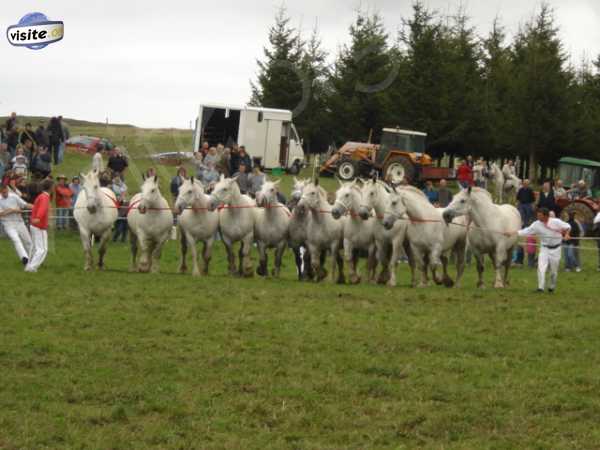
[108,155,128,173]
[537,190,557,212]
[516,187,535,204]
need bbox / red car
[65,136,114,155]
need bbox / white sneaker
[575,267,582,273]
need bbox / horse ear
[315,177,320,186]
[154,175,158,183]
[190,176,194,184]
[142,173,146,181]
[336,177,344,188]
[219,174,225,182]
[273,179,281,186]
[467,186,472,195]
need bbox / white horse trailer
[193,103,305,174]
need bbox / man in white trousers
[25,179,53,273]
[0,184,33,265]
[517,207,571,293]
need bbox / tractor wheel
[337,158,358,181]
[561,202,595,233]
[384,156,415,184]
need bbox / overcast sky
[1,0,599,129]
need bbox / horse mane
[469,187,493,202]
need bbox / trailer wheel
[288,161,301,175]
[384,156,415,183]
[337,158,358,181]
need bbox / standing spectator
[516,179,536,226]
[564,211,582,272]
[472,159,486,188]
[25,178,53,273]
[107,147,128,178]
[537,181,557,214]
[248,164,266,198]
[238,146,252,169]
[204,147,219,168]
[6,122,19,158]
[0,183,33,265]
[502,160,516,179]
[55,175,73,230]
[199,141,209,157]
[170,167,187,199]
[47,117,64,165]
[525,235,538,268]
[466,155,474,167]
[0,143,7,180]
[112,196,129,243]
[456,159,473,189]
[233,162,251,194]
[92,147,103,172]
[20,123,37,148]
[58,116,69,163]
[5,112,17,131]
[192,152,205,179]
[229,144,241,174]
[574,180,592,199]
[422,180,439,205]
[554,180,567,198]
[437,179,453,207]
[31,146,52,179]
[22,137,35,167]
[218,147,231,176]
[35,121,49,148]
[112,176,128,201]
[69,176,81,212]
[200,161,220,188]
[517,208,571,293]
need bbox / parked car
[65,136,114,155]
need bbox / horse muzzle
[382,216,395,230]
[87,206,97,214]
[208,198,219,212]
[442,211,454,225]
[331,206,343,220]
[358,206,370,220]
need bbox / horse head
[298,181,326,212]
[81,169,101,214]
[443,186,472,224]
[289,177,309,211]
[208,174,240,211]
[332,179,360,220]
[256,179,280,208]
[138,175,162,214]
[174,177,204,215]
[358,179,386,220]
[382,191,408,230]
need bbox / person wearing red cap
[25,178,53,273]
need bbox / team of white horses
[74,169,522,289]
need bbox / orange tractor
[320,128,455,184]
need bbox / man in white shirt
[517,207,571,293]
[0,184,33,265]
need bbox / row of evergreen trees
[250,2,600,181]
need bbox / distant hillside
[1,115,188,131]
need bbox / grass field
[2,118,600,448]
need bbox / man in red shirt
[25,179,53,273]
[457,159,473,189]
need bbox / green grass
[3,117,600,448]
[1,231,600,449]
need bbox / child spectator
[69,176,81,207]
[31,146,52,179]
[526,235,537,269]
[111,176,128,201]
[25,178,53,273]
[54,175,73,230]
[112,196,129,243]
[11,147,29,177]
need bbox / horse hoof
[191,271,201,277]
[178,266,187,274]
[350,275,361,285]
[494,283,505,289]
[243,270,254,278]
[97,265,104,272]
[84,266,92,272]
[256,266,267,277]
[443,277,455,288]
[477,283,485,289]
[387,280,397,288]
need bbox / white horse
[254,179,291,277]
[128,176,173,273]
[73,169,118,271]
[298,180,345,283]
[288,177,318,280]
[443,187,522,288]
[358,179,413,287]
[331,179,377,284]
[383,186,468,288]
[489,163,520,204]
[174,177,219,276]
[208,175,255,277]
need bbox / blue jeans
[56,208,70,229]
[518,203,535,226]
[565,244,580,269]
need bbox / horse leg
[492,247,508,288]
[453,242,467,289]
[150,235,169,274]
[430,245,445,286]
[377,241,391,285]
[345,240,359,284]
[256,241,268,277]
[79,229,93,271]
[223,236,236,275]
[475,253,485,289]
[178,230,188,274]
[503,248,512,287]
[129,231,138,272]
[137,234,151,273]
[309,244,324,282]
[367,243,377,284]
[293,246,303,281]
[334,243,346,285]
[188,234,201,277]
[273,242,286,278]
[241,234,254,278]
[438,254,454,288]
[97,229,112,271]
[202,238,214,275]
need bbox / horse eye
[392,201,397,206]
[94,185,98,189]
